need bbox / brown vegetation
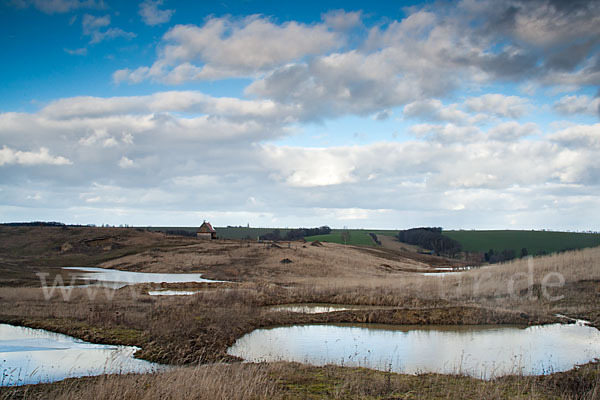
[1,226,600,398]
[2,361,599,399]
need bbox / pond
[268,303,398,314]
[147,289,202,296]
[227,323,600,378]
[61,267,222,289]
[0,324,164,386]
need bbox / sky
[0,0,599,230]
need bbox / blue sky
[1,0,599,229]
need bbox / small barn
[197,221,216,240]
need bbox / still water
[62,267,221,289]
[228,323,600,378]
[147,289,202,296]
[269,303,397,314]
[0,324,163,386]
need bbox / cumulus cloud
[465,94,530,119]
[260,136,597,194]
[82,14,135,44]
[9,0,104,14]
[549,123,600,149]
[4,1,600,228]
[262,145,359,187]
[109,0,600,124]
[118,156,135,168]
[39,91,297,121]
[139,0,174,26]
[245,51,419,120]
[403,100,471,124]
[409,123,481,143]
[113,15,340,83]
[322,9,362,31]
[553,95,600,116]
[0,146,72,166]
[487,121,540,141]
[2,89,600,228]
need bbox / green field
[443,230,600,255]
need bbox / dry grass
[0,226,192,286]
[0,364,279,400]
[1,226,600,398]
[97,239,439,282]
[3,361,600,400]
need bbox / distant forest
[259,226,332,241]
[0,221,95,227]
[398,228,537,263]
[397,227,462,257]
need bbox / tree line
[259,226,332,241]
[396,227,462,256]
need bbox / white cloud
[82,13,109,33]
[553,95,600,116]
[4,1,600,229]
[113,15,340,83]
[549,123,600,149]
[82,14,135,44]
[139,0,174,26]
[64,47,87,56]
[409,123,481,143]
[171,175,218,187]
[263,145,358,187]
[3,90,600,229]
[487,121,540,141]
[118,156,135,168]
[10,0,104,14]
[322,9,362,31]
[318,207,390,221]
[0,146,72,166]
[465,94,530,119]
[245,51,419,119]
[403,100,471,124]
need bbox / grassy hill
[443,230,600,255]
[147,226,397,245]
[144,226,600,255]
[146,226,291,240]
[305,229,397,247]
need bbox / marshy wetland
[1,225,600,399]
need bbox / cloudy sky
[1,0,599,229]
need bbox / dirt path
[376,234,422,252]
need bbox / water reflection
[0,324,163,386]
[228,323,600,378]
[269,304,397,314]
[147,289,202,296]
[62,267,222,289]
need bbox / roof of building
[198,221,216,233]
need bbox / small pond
[147,289,202,296]
[228,323,600,378]
[0,324,163,386]
[269,304,397,314]
[61,267,221,289]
